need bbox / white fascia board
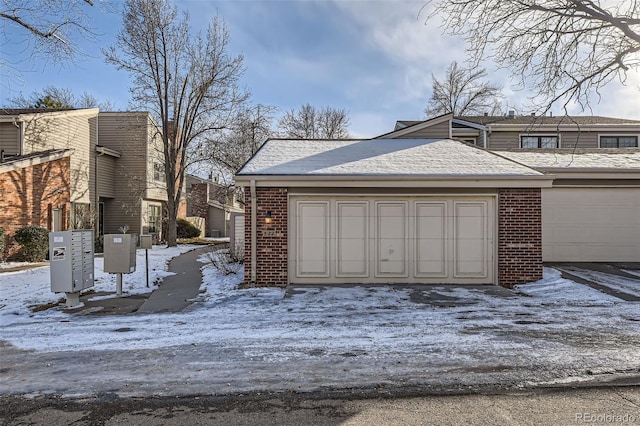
[235,174,554,188]
[0,149,73,174]
[540,168,640,179]
[19,108,100,121]
[452,118,487,131]
[96,146,121,158]
[488,123,640,132]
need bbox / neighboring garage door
[289,196,495,284]
[542,188,640,262]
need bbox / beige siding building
[96,112,168,240]
[386,114,640,150]
[0,108,174,244]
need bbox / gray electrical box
[104,234,137,273]
[49,230,95,293]
[140,234,153,250]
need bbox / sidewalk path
[136,245,216,313]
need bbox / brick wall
[498,188,543,288]
[244,187,288,287]
[188,183,209,218]
[0,157,71,257]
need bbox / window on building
[599,136,638,148]
[148,204,161,234]
[153,162,166,182]
[521,136,558,148]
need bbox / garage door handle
[380,258,389,261]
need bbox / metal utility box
[104,234,137,273]
[49,230,95,293]
[139,234,153,250]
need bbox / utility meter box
[140,234,153,250]
[49,230,95,293]
[104,234,137,273]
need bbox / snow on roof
[238,139,544,177]
[494,149,640,169]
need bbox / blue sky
[2,0,639,137]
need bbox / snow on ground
[0,245,195,317]
[555,267,640,298]
[0,250,639,397]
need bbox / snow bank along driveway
[0,247,639,397]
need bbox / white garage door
[290,196,495,284]
[542,188,640,262]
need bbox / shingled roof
[238,138,544,177]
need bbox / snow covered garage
[236,139,553,288]
[497,150,640,263]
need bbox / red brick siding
[188,183,209,218]
[244,187,288,287]
[0,157,71,236]
[498,188,543,288]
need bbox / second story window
[599,136,638,148]
[521,136,558,149]
[153,162,166,182]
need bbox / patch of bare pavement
[1,387,639,425]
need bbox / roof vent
[531,112,535,116]
[508,110,515,118]
[483,112,488,116]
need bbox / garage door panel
[376,202,408,277]
[297,202,330,276]
[454,202,488,278]
[292,197,494,284]
[415,202,447,277]
[337,202,369,277]
[543,188,640,262]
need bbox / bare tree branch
[425,61,503,116]
[104,0,247,246]
[426,0,640,113]
[1,0,107,67]
[277,103,351,139]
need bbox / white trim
[489,124,640,132]
[451,118,488,131]
[0,149,73,174]
[597,134,640,148]
[236,175,554,188]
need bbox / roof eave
[235,174,553,188]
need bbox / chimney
[508,110,515,118]
[531,112,535,116]
[483,112,488,116]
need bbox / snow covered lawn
[0,248,639,397]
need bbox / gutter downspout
[250,179,257,285]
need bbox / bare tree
[104,0,247,246]
[208,103,276,176]
[10,86,116,110]
[1,0,103,65]
[426,0,640,113]
[425,61,503,116]
[278,104,350,139]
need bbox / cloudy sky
[2,0,639,137]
